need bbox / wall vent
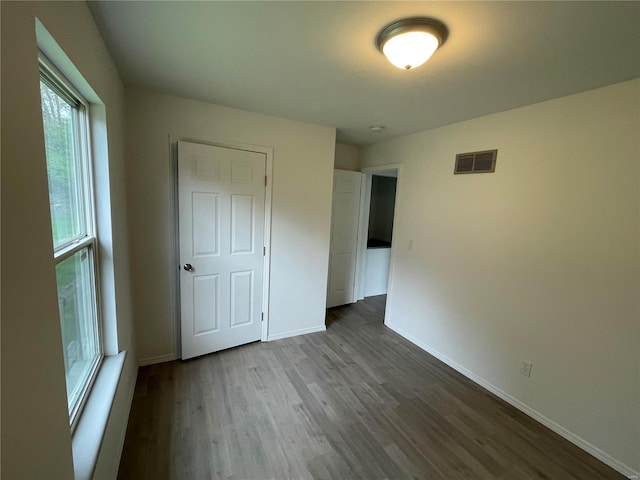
[454,149,497,174]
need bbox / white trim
[353,171,368,301]
[171,137,274,357]
[72,352,126,480]
[102,364,137,477]
[385,321,639,480]
[39,56,106,431]
[52,235,95,263]
[169,136,181,361]
[261,148,274,342]
[355,172,370,301]
[267,325,326,342]
[138,353,179,367]
[38,52,87,109]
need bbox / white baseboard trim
[386,321,639,480]
[267,324,326,342]
[138,353,178,366]
[364,289,388,297]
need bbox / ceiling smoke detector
[370,126,385,132]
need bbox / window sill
[72,351,126,480]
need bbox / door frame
[355,163,403,326]
[171,136,274,358]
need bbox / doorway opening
[358,170,397,300]
[326,164,401,327]
[362,170,398,298]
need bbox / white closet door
[327,169,362,308]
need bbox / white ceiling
[89,1,640,145]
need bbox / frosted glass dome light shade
[376,18,448,70]
[382,32,439,70]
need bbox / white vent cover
[454,149,497,174]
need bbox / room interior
[1,1,639,479]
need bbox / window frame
[39,53,104,431]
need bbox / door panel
[231,194,255,253]
[327,170,362,308]
[193,274,219,334]
[192,192,219,256]
[230,270,253,327]
[179,141,266,359]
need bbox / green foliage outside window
[40,75,101,421]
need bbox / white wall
[125,89,336,362]
[360,79,640,474]
[1,2,136,478]
[334,143,359,171]
[364,248,391,297]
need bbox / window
[39,59,102,426]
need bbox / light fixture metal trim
[376,17,448,70]
[376,17,448,51]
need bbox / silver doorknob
[183,263,194,272]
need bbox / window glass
[40,80,85,246]
[55,248,100,413]
[40,70,102,423]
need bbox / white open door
[327,169,362,308]
[178,141,266,359]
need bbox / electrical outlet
[520,361,533,377]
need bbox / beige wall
[125,89,336,363]
[1,2,136,478]
[334,143,359,171]
[360,79,640,473]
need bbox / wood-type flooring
[118,295,624,479]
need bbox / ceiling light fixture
[376,17,448,70]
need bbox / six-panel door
[327,169,362,308]
[178,141,266,359]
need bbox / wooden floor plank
[118,295,624,479]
